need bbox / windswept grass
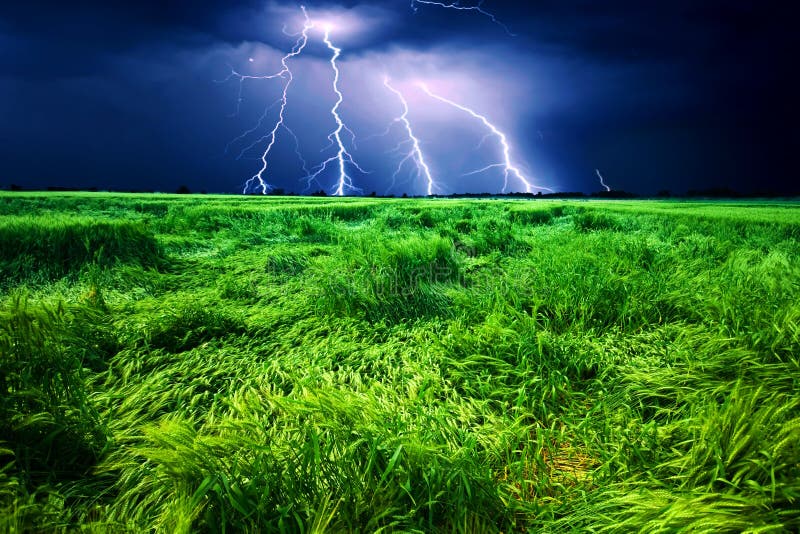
[0,294,108,484]
[314,233,461,322]
[0,215,161,283]
[0,192,798,532]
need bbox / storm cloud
[0,1,794,194]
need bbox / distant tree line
[2,184,797,199]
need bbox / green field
[1,193,799,532]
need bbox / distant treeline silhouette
[2,184,798,199]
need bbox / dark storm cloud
[0,0,795,194]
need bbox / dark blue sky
[0,1,795,195]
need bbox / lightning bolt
[419,83,551,194]
[217,65,268,119]
[596,168,612,192]
[222,6,540,196]
[410,0,514,36]
[382,77,437,196]
[302,27,366,196]
[224,7,314,194]
[225,98,282,159]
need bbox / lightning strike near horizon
[410,0,514,35]
[224,7,314,194]
[596,168,612,192]
[420,83,552,194]
[222,5,549,195]
[382,77,437,196]
[303,26,366,196]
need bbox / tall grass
[313,232,461,322]
[0,216,161,283]
[0,193,798,531]
[0,294,108,485]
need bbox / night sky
[1,1,796,195]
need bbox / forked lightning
[383,77,437,195]
[420,83,551,193]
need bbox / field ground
[1,193,799,532]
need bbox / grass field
[1,192,799,532]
